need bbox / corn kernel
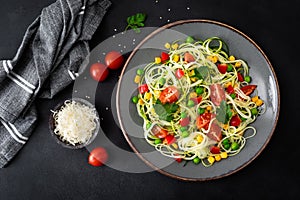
[206,106,212,111]
[208,156,215,164]
[144,92,152,101]
[235,61,242,67]
[171,143,178,149]
[229,55,236,61]
[223,124,229,130]
[164,42,171,49]
[224,82,232,88]
[207,55,218,63]
[251,96,259,102]
[256,99,264,106]
[155,57,161,64]
[220,152,228,159]
[138,99,144,105]
[134,75,141,83]
[173,54,180,62]
[196,135,203,143]
[190,77,197,82]
[171,43,179,50]
[215,155,221,162]
[154,90,161,98]
[189,92,197,98]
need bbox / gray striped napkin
[0,0,111,168]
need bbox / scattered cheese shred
[52,100,98,146]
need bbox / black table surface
[0,0,299,199]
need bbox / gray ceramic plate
[116,19,280,181]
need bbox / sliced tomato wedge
[151,125,168,138]
[175,69,185,79]
[217,64,228,74]
[237,73,244,82]
[190,96,202,105]
[139,84,148,94]
[210,146,221,154]
[184,52,195,63]
[226,85,234,94]
[240,85,257,96]
[159,86,180,104]
[210,84,225,106]
[161,52,170,63]
[179,117,190,127]
[196,113,212,130]
[165,135,176,145]
[207,122,222,142]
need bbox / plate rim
[116,19,280,181]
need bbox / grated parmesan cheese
[52,100,98,146]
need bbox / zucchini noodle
[132,36,264,167]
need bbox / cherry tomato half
[90,63,109,82]
[237,72,244,82]
[196,113,213,130]
[151,125,168,138]
[105,51,124,70]
[88,147,108,167]
[210,84,226,106]
[210,146,221,154]
[159,86,180,104]
[226,85,234,94]
[240,85,257,96]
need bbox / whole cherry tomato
[90,63,109,82]
[105,51,124,70]
[88,147,108,167]
[159,86,180,104]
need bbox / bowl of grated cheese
[49,98,100,149]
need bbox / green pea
[159,77,166,86]
[132,96,139,104]
[231,142,240,150]
[187,100,195,107]
[182,131,189,138]
[186,36,194,43]
[230,93,236,99]
[244,76,251,83]
[198,107,205,114]
[251,108,258,115]
[180,112,187,119]
[223,143,231,150]
[180,127,187,132]
[195,87,204,95]
[193,157,200,165]
[222,139,230,145]
[227,64,233,72]
[136,69,144,76]
[154,138,162,145]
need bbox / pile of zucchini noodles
[134,37,264,166]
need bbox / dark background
[0,0,299,199]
